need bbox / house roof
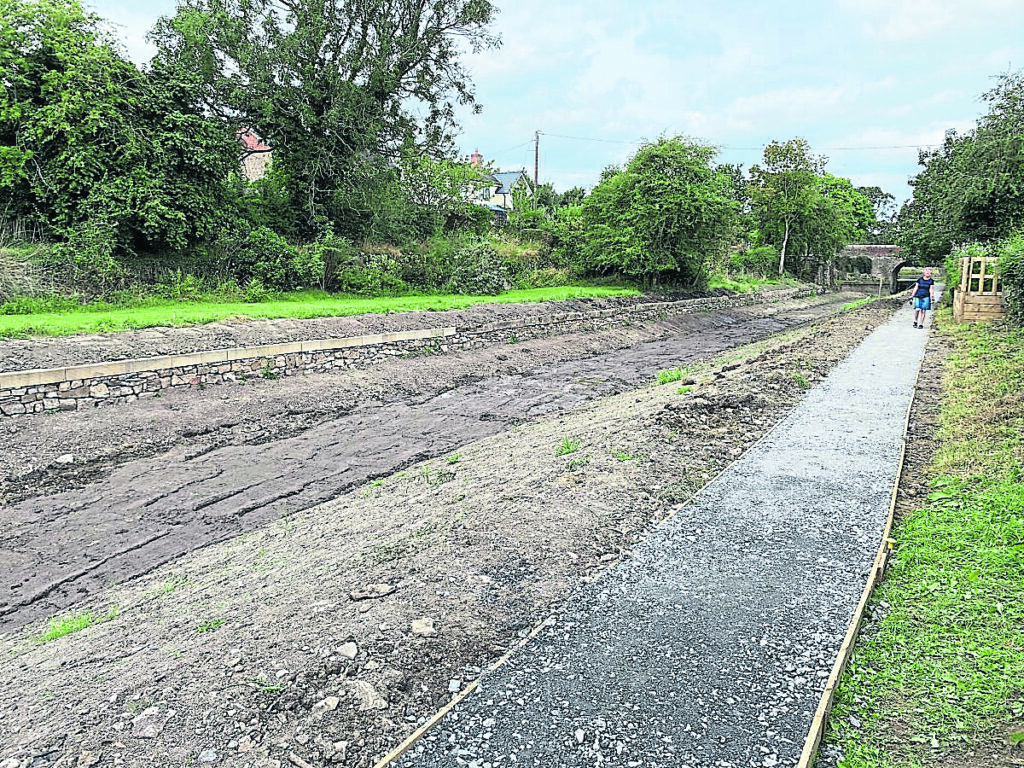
[491,170,528,194]
[238,129,270,153]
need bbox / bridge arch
[836,245,904,293]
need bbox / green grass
[555,437,581,457]
[676,385,694,395]
[197,618,226,633]
[0,285,639,338]
[791,371,810,389]
[828,313,1024,766]
[39,607,118,643]
[656,367,689,385]
[841,296,879,311]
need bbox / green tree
[855,185,897,243]
[0,0,237,256]
[559,186,586,207]
[748,138,826,275]
[898,71,1024,260]
[580,137,739,288]
[150,0,499,238]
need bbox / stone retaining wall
[0,287,805,417]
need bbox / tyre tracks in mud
[0,292,864,634]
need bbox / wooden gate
[954,256,1005,323]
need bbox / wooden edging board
[795,346,924,767]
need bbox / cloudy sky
[90,0,1023,201]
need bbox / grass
[39,607,118,643]
[0,285,639,338]
[791,371,810,389]
[555,437,581,457]
[841,296,879,311]
[828,313,1024,767]
[656,367,689,385]
[197,618,226,633]
[676,385,694,395]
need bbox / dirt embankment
[0,296,901,768]
[1,292,862,634]
[0,292,738,373]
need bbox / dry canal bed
[0,292,897,767]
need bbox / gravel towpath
[403,303,931,768]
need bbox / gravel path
[402,303,931,768]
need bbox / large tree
[0,0,237,254]
[150,0,500,237]
[898,70,1024,260]
[580,137,739,288]
[855,185,897,243]
[748,138,826,275]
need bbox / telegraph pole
[534,130,540,187]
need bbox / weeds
[39,606,118,643]
[791,372,810,389]
[197,618,226,633]
[656,367,688,385]
[555,437,581,456]
[446,453,461,464]
[421,466,455,486]
[612,450,636,462]
[261,361,279,380]
[841,296,878,311]
[566,455,590,473]
[676,385,693,395]
[159,576,186,594]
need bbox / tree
[559,186,586,207]
[897,71,1024,260]
[580,137,739,288]
[0,0,238,257]
[150,0,500,238]
[748,138,826,275]
[855,185,897,243]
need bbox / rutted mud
[1,291,861,633]
[0,295,902,768]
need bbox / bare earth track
[0,290,898,768]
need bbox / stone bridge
[837,244,906,293]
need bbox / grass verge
[827,312,1024,767]
[0,285,639,338]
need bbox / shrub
[243,277,269,303]
[998,231,1024,323]
[157,269,205,301]
[48,220,125,296]
[730,246,779,278]
[946,243,988,308]
[444,241,511,294]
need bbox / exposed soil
[0,292,735,373]
[1,291,860,634]
[0,294,901,768]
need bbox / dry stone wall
[0,288,806,418]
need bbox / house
[239,130,272,182]
[468,150,532,219]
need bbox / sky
[90,0,1024,202]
